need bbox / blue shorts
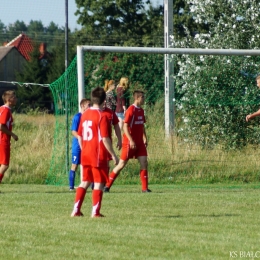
[116,112,125,120]
[71,151,81,165]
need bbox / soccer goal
[46,46,260,186]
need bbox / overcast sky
[1,0,162,31]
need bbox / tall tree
[173,0,209,39]
[75,0,153,46]
[16,43,53,111]
[3,20,27,42]
[173,0,260,149]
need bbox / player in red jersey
[0,90,18,183]
[104,90,151,193]
[71,87,119,218]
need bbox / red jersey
[123,104,145,145]
[78,107,110,167]
[0,105,13,144]
[102,107,119,140]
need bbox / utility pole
[65,0,69,174]
[164,0,174,136]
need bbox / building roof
[0,46,15,62]
[5,33,33,61]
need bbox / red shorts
[82,165,109,183]
[120,142,147,161]
[0,143,10,165]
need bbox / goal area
[46,46,260,186]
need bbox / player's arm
[103,137,119,165]
[71,130,78,138]
[78,135,83,150]
[246,108,260,122]
[143,126,148,147]
[114,124,122,150]
[123,122,136,149]
[77,118,83,150]
[0,124,18,141]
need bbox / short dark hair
[2,90,16,103]
[133,90,144,99]
[80,98,91,106]
[91,87,106,105]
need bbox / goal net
[46,47,260,186]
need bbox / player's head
[256,75,260,88]
[2,90,17,106]
[119,77,129,90]
[80,98,91,112]
[133,90,145,105]
[104,80,115,92]
[91,87,106,106]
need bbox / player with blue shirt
[69,98,91,191]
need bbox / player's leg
[91,167,107,217]
[104,143,130,192]
[137,143,151,192]
[0,165,9,183]
[71,165,92,217]
[137,156,151,192]
[69,152,80,190]
[0,144,10,183]
[104,159,128,192]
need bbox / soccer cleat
[69,188,75,191]
[71,211,84,217]
[92,214,105,218]
[142,189,152,193]
[103,187,110,192]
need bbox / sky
[1,0,162,31]
[1,0,81,31]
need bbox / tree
[173,0,260,149]
[173,0,209,39]
[74,0,164,46]
[2,20,27,42]
[16,43,53,111]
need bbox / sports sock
[106,171,118,188]
[69,170,76,189]
[72,187,86,214]
[92,189,103,216]
[140,169,148,191]
[0,173,4,183]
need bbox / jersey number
[82,120,93,141]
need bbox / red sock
[106,171,118,188]
[92,189,103,216]
[0,173,4,183]
[140,170,148,191]
[73,187,86,214]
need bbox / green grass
[0,184,260,259]
[4,113,260,184]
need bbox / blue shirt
[71,112,81,153]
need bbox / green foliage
[75,0,164,46]
[173,0,260,149]
[15,43,53,111]
[173,0,209,39]
[83,52,165,104]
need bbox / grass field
[4,113,260,185]
[1,184,260,260]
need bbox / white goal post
[77,45,260,136]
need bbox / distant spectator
[104,79,117,111]
[115,77,129,130]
